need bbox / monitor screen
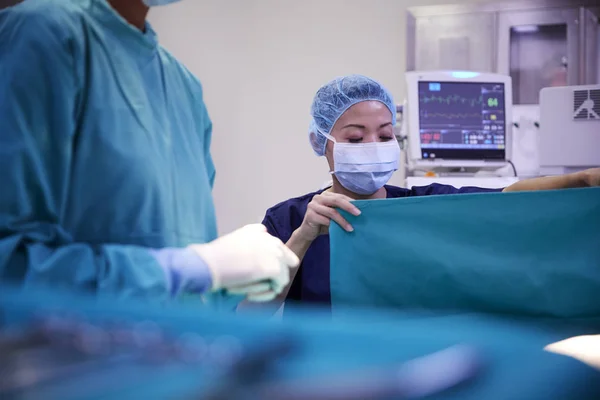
[418,81,506,160]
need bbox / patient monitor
[404,71,513,171]
[539,85,600,175]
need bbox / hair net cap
[308,74,396,156]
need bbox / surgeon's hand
[581,167,600,187]
[296,191,361,243]
[504,167,600,193]
[188,224,299,301]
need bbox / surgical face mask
[142,0,182,6]
[326,136,400,195]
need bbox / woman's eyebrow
[341,124,366,130]
[341,122,392,129]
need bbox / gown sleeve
[0,4,181,299]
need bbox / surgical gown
[0,0,218,298]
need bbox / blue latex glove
[148,248,213,297]
[151,225,299,301]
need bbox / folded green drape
[330,188,600,319]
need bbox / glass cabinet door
[497,8,580,105]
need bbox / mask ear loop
[321,132,337,176]
[323,133,336,143]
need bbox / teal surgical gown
[0,0,217,298]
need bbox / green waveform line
[420,94,483,107]
[421,112,481,119]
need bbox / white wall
[149,0,489,235]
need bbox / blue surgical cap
[309,74,396,156]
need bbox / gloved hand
[188,224,299,301]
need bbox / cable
[396,135,408,150]
[507,160,517,177]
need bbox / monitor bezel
[405,71,513,166]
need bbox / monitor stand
[405,162,519,190]
[410,159,508,173]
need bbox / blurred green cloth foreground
[2,285,600,399]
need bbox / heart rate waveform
[419,94,484,107]
[420,111,482,120]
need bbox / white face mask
[143,0,182,6]
[326,136,400,195]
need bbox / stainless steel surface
[583,7,600,84]
[580,8,587,85]
[408,0,600,18]
[407,0,599,100]
[492,12,500,74]
[406,13,417,71]
[597,8,600,83]
[414,13,496,72]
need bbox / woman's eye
[380,136,393,141]
[348,138,363,143]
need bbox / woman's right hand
[295,191,361,243]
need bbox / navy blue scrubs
[262,184,503,309]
